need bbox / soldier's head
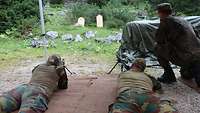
[131,58,146,72]
[47,54,64,66]
[156,3,172,19]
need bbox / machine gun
[57,59,74,89]
[107,47,164,74]
[62,59,73,75]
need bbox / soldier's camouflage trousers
[109,89,178,113]
[0,84,48,113]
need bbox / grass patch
[0,6,120,68]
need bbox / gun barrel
[107,62,119,74]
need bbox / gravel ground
[0,58,200,113]
[147,68,200,113]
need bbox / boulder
[84,31,96,39]
[75,34,83,42]
[61,34,74,42]
[30,38,48,48]
[46,31,59,39]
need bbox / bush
[49,0,64,4]
[121,0,140,5]
[68,3,100,25]
[105,19,125,28]
[87,0,110,7]
[68,2,136,28]
[148,0,200,16]
[101,2,136,28]
[0,0,39,36]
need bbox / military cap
[47,54,63,66]
[131,58,146,71]
[156,3,172,13]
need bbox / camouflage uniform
[109,59,177,113]
[0,55,68,113]
[155,3,200,85]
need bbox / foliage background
[0,0,39,35]
[148,0,200,16]
[1,0,200,36]
[0,0,200,67]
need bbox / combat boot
[158,68,177,84]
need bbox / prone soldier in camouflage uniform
[0,55,68,113]
[109,58,178,113]
[155,3,200,86]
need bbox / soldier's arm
[155,20,168,45]
[56,66,68,89]
[146,74,162,91]
[154,20,171,57]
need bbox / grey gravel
[146,68,200,113]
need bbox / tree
[148,0,200,16]
[49,0,64,4]
[87,0,110,7]
[0,0,39,35]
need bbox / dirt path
[0,57,119,113]
[46,76,117,113]
[1,57,200,113]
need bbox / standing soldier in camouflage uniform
[155,3,200,86]
[0,55,68,113]
[109,58,178,113]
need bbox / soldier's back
[163,16,200,64]
[30,64,59,97]
[118,71,153,93]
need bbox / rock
[31,38,39,48]
[95,32,122,44]
[95,38,105,43]
[115,32,122,42]
[46,31,59,39]
[61,34,74,42]
[104,32,122,44]
[58,11,66,16]
[84,31,96,39]
[30,38,48,48]
[137,10,148,20]
[74,17,85,27]
[105,35,116,44]
[75,34,83,42]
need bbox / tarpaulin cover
[117,16,200,70]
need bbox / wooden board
[178,77,200,93]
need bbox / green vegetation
[49,0,64,5]
[68,1,137,28]
[0,0,200,68]
[0,0,39,35]
[148,0,200,16]
[0,6,120,68]
[87,0,110,7]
